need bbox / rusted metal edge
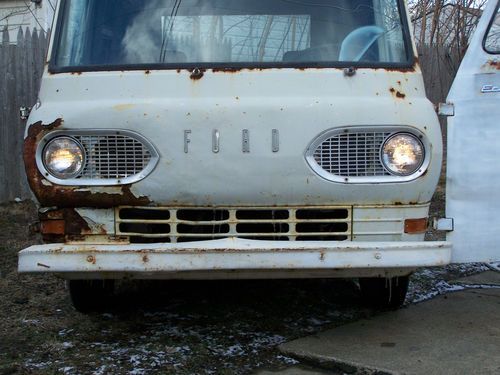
[23,120,151,208]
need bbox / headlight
[381,133,424,176]
[43,137,85,179]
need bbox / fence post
[0,27,11,202]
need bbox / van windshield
[53,0,411,71]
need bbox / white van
[18,0,499,312]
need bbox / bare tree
[408,0,488,104]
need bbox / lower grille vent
[116,207,351,243]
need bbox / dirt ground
[0,185,488,374]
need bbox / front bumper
[18,238,452,279]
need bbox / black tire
[68,280,115,313]
[359,275,409,309]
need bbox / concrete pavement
[277,271,500,375]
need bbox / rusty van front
[18,0,454,312]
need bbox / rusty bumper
[18,239,452,279]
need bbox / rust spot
[86,255,96,264]
[142,255,149,263]
[190,68,205,80]
[211,67,241,73]
[23,122,151,208]
[39,208,107,242]
[145,70,151,75]
[374,66,416,73]
[211,67,265,73]
[389,87,406,99]
[486,60,499,70]
[65,209,93,235]
[40,220,65,235]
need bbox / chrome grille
[36,130,159,186]
[116,207,352,243]
[76,135,152,179]
[313,132,392,177]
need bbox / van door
[445,0,500,263]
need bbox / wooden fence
[418,44,462,106]
[0,26,460,203]
[0,27,47,203]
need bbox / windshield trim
[48,0,416,74]
[482,0,500,55]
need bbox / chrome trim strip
[212,129,220,153]
[242,129,250,153]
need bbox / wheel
[359,276,409,309]
[68,280,115,313]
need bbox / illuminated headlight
[381,133,424,176]
[43,137,85,179]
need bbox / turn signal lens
[404,218,428,234]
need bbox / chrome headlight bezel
[380,132,425,177]
[35,129,159,186]
[305,126,431,184]
[42,136,86,179]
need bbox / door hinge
[433,218,454,231]
[438,103,455,117]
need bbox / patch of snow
[221,344,246,357]
[275,354,300,365]
[410,280,466,303]
[487,262,500,272]
[58,329,74,336]
[307,317,330,326]
[92,365,108,375]
[24,360,52,370]
[408,264,499,304]
[248,334,286,349]
[21,319,41,325]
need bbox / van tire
[68,280,115,313]
[358,276,409,309]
